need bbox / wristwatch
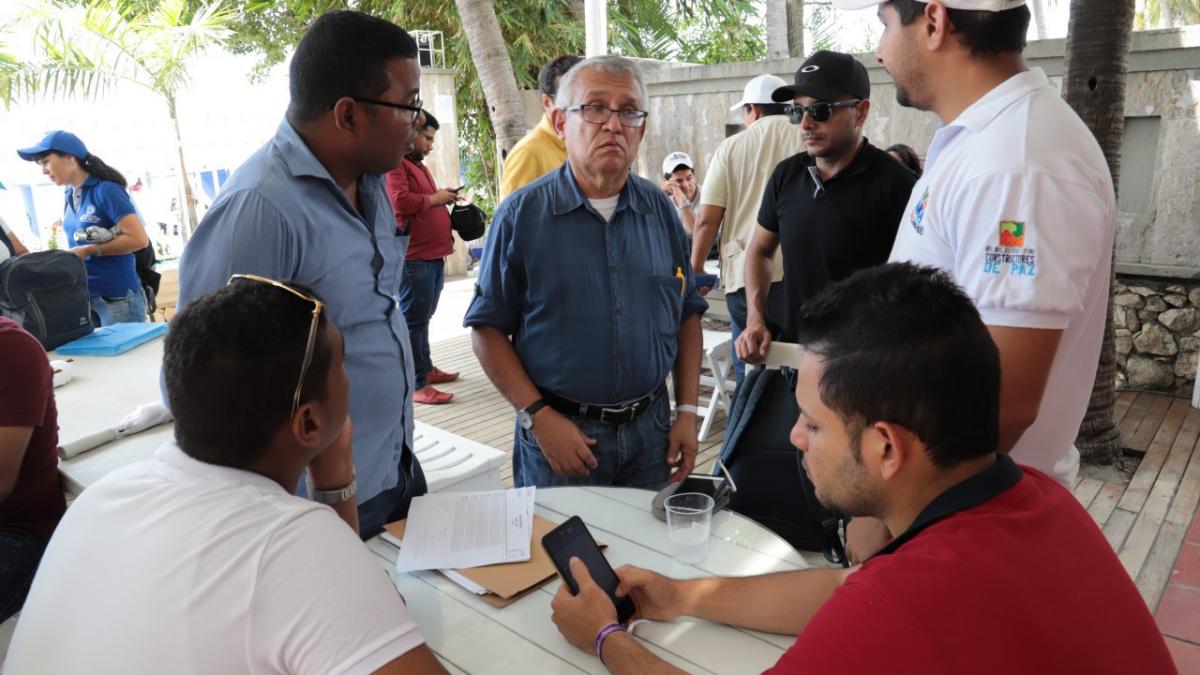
[518,399,549,431]
[306,476,357,504]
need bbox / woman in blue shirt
[17,131,151,325]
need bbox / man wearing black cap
[738,50,915,360]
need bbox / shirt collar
[948,68,1050,133]
[550,161,652,218]
[155,441,289,496]
[536,115,566,153]
[871,454,1024,559]
[275,118,340,183]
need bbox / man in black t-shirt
[738,51,916,354]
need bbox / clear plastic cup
[665,492,714,564]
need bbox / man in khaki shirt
[499,55,582,200]
[691,73,806,385]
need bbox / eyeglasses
[338,96,424,124]
[227,274,325,416]
[784,99,863,125]
[563,104,649,128]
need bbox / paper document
[394,488,535,573]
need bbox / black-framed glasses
[336,96,424,123]
[563,104,648,128]
[784,99,863,125]
[227,274,325,416]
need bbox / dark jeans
[512,394,671,489]
[725,282,787,388]
[0,530,48,622]
[398,259,445,389]
[357,448,428,540]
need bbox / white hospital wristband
[675,404,700,415]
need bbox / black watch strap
[524,399,548,416]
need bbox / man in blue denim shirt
[175,12,427,538]
[465,56,707,489]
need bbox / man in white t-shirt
[840,1,1112,516]
[5,278,446,675]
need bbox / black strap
[0,228,14,258]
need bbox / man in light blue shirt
[466,56,706,489]
[175,11,428,538]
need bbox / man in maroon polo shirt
[386,111,461,405]
[0,317,67,621]
[549,263,1175,675]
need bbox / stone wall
[1115,276,1200,394]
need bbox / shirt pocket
[650,275,684,338]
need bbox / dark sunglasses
[784,99,863,125]
[227,274,325,416]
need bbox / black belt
[539,384,667,426]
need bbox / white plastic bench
[412,421,506,493]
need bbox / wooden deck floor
[416,333,1200,616]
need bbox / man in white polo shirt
[691,73,804,385]
[843,0,1114,492]
[6,279,446,675]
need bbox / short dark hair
[792,262,1000,469]
[888,0,1030,56]
[539,55,584,98]
[421,111,440,131]
[288,10,419,123]
[664,164,693,178]
[748,102,788,117]
[887,143,923,178]
[164,281,333,469]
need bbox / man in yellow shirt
[499,55,582,200]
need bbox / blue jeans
[91,287,147,326]
[0,530,48,622]
[513,393,671,489]
[356,447,427,540]
[725,282,787,389]
[398,259,445,389]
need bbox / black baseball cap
[771,51,871,103]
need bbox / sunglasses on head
[226,274,325,416]
[784,99,863,125]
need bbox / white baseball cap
[832,0,1025,10]
[729,74,789,112]
[662,152,694,176]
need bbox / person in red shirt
[549,262,1176,675]
[386,112,461,405]
[0,317,67,621]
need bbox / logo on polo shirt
[909,188,929,235]
[999,220,1025,247]
[984,220,1037,277]
[79,205,101,224]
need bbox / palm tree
[453,0,527,160]
[1062,0,1136,464]
[0,0,233,241]
[765,0,803,59]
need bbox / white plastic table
[366,486,813,675]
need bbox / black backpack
[0,250,94,350]
[449,202,487,242]
[719,365,849,566]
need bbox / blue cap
[16,130,89,161]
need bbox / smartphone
[676,459,737,499]
[541,516,636,624]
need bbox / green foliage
[1134,0,1200,28]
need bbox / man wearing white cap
[835,0,1116,558]
[691,73,801,386]
[659,151,702,234]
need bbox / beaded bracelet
[594,622,626,660]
